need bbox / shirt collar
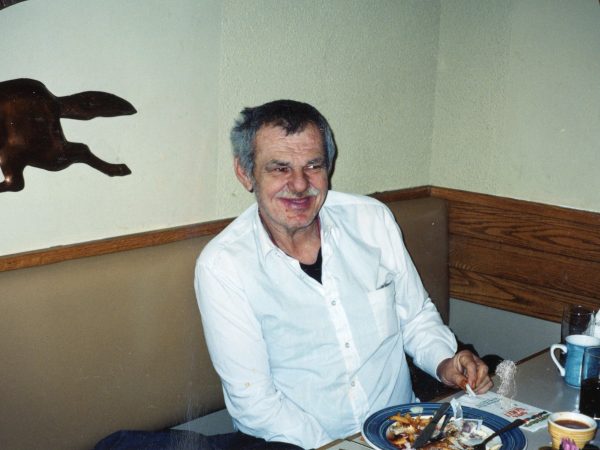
[253,207,279,263]
[252,203,336,263]
[317,200,336,260]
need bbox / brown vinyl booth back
[388,197,449,324]
[0,197,447,450]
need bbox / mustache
[275,186,320,199]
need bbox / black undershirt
[299,247,322,284]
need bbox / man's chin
[286,214,319,230]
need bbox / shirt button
[331,300,337,306]
[351,381,356,387]
[345,342,350,348]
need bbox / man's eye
[306,164,324,171]
[268,166,289,173]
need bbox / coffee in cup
[547,411,597,450]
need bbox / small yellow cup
[547,412,597,450]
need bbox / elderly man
[195,100,492,449]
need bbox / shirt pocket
[367,283,398,340]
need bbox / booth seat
[0,196,448,450]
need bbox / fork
[472,418,525,450]
[429,413,452,443]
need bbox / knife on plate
[412,402,452,449]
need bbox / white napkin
[457,391,550,432]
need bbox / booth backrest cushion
[0,196,447,450]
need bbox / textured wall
[0,0,440,255]
[214,0,441,218]
[430,0,600,212]
[3,0,598,257]
[0,0,222,255]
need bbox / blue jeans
[94,430,306,450]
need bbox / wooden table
[322,349,599,450]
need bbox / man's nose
[289,169,310,193]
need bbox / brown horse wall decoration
[0,78,136,192]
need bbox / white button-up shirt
[195,191,456,449]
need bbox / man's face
[235,123,329,237]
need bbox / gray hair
[230,99,337,178]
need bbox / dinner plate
[362,402,527,450]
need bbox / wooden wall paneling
[449,267,570,321]
[449,267,596,322]
[451,235,600,299]
[449,202,600,262]
[431,187,600,323]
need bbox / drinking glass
[562,305,595,343]
[579,346,600,419]
[561,305,595,365]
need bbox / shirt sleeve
[381,208,457,379]
[194,257,332,448]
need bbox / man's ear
[233,157,254,192]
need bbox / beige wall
[0,0,222,255]
[0,0,439,256]
[431,0,600,212]
[214,0,441,218]
[1,0,599,257]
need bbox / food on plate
[387,412,430,448]
[386,412,498,450]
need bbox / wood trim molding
[430,186,600,227]
[0,218,232,272]
[369,185,432,203]
[0,186,432,273]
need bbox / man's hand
[436,350,493,394]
